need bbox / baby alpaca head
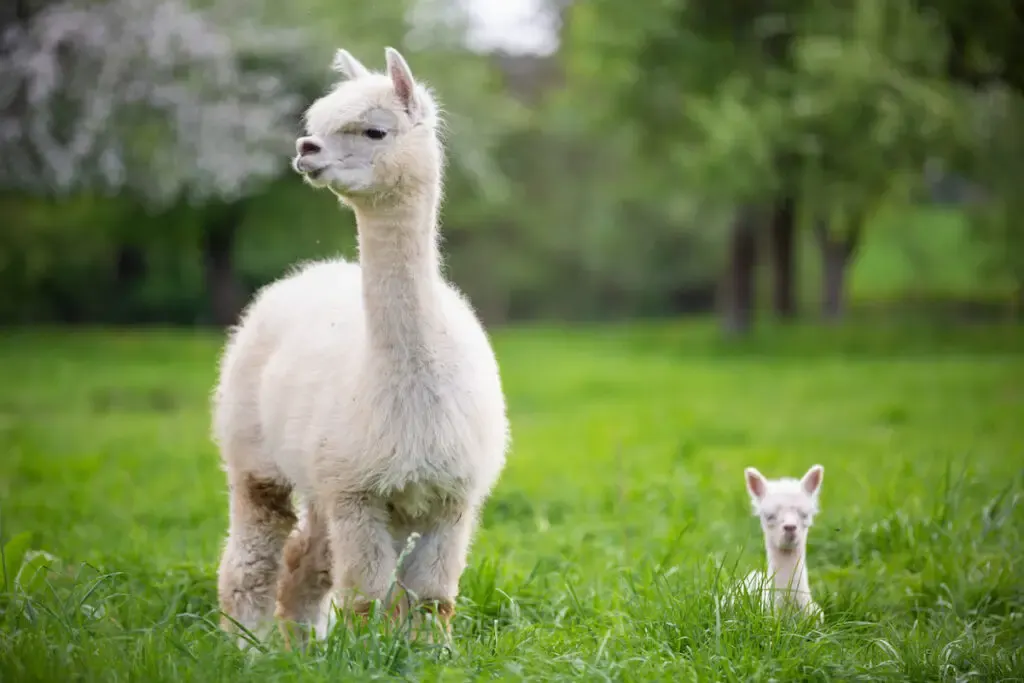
[292,47,441,205]
[744,464,824,553]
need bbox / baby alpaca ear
[745,467,768,501]
[384,46,422,120]
[331,49,370,80]
[801,464,824,496]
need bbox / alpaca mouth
[777,538,800,552]
[293,155,326,180]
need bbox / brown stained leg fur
[348,584,409,625]
[274,506,333,649]
[218,474,297,637]
[423,599,455,622]
[247,477,298,524]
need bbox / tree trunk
[768,194,798,320]
[815,218,861,322]
[202,201,246,327]
[720,206,759,336]
[1011,281,1024,321]
[112,242,147,322]
[114,244,146,288]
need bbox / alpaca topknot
[324,47,441,129]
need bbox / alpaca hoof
[277,618,309,651]
[807,602,824,624]
[409,599,454,645]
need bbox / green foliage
[960,89,1024,295]
[0,190,1010,324]
[1,324,1023,679]
[790,1,967,215]
[849,206,1015,301]
[565,0,969,212]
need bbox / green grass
[1,322,1023,681]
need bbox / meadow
[1,321,1022,681]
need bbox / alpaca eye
[364,128,387,140]
[765,514,777,523]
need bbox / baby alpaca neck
[766,543,811,602]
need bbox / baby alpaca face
[292,47,439,202]
[745,465,824,552]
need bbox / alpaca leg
[326,494,400,622]
[217,470,296,645]
[275,501,333,648]
[398,504,476,640]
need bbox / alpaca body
[212,47,509,645]
[741,545,820,618]
[216,258,506,510]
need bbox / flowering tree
[0,0,306,323]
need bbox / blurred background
[1,0,1022,333]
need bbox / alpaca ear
[801,464,824,496]
[745,467,768,501]
[331,49,370,80]
[384,46,421,119]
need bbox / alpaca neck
[765,543,811,602]
[353,193,442,362]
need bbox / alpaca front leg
[217,471,296,646]
[326,494,401,626]
[797,593,824,624]
[398,504,476,641]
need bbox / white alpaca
[739,464,824,622]
[211,46,509,645]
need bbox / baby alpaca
[740,464,824,622]
[212,46,509,645]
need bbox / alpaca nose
[783,524,797,533]
[296,137,322,156]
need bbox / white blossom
[0,0,305,205]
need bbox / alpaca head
[292,47,441,206]
[744,465,824,553]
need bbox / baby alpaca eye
[364,128,387,140]
[765,513,778,523]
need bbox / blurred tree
[958,89,1024,314]
[919,0,1024,312]
[0,0,304,324]
[563,0,807,333]
[791,1,966,320]
[563,0,966,329]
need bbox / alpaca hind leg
[217,469,296,646]
[398,503,476,642]
[275,501,332,648]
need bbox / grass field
[1,322,1022,681]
